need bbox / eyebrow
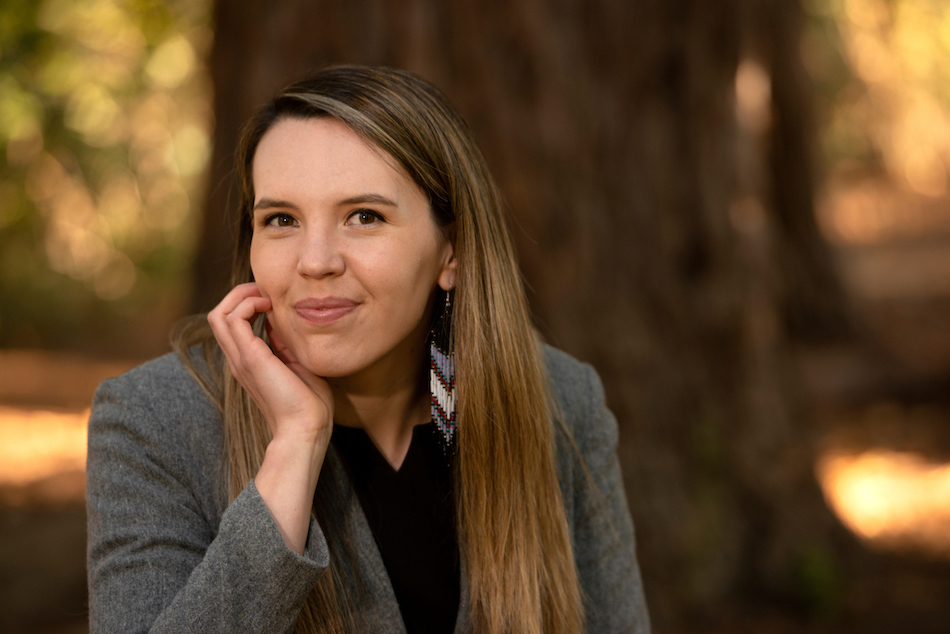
[253,198,299,212]
[253,193,398,212]
[337,193,398,207]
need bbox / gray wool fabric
[86,345,650,633]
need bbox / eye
[348,209,384,225]
[263,213,297,228]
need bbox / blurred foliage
[804,0,950,196]
[3,0,948,355]
[792,543,841,618]
[0,0,210,354]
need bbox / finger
[283,359,333,403]
[211,292,270,374]
[221,282,262,308]
[224,296,274,366]
[224,294,272,324]
[208,312,242,373]
[262,319,329,401]
[265,319,300,365]
[208,283,261,324]
[208,283,262,354]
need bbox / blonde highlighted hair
[174,65,583,633]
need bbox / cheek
[251,244,298,339]
[388,256,444,322]
[249,242,287,297]
[374,244,439,298]
[249,238,262,282]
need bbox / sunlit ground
[0,406,87,485]
[818,449,950,556]
[0,406,88,506]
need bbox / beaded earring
[429,289,456,454]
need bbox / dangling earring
[429,289,456,454]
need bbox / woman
[86,65,649,633]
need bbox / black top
[332,422,460,634]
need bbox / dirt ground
[0,495,88,633]
[0,351,130,634]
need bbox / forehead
[251,117,415,201]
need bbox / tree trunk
[196,0,849,626]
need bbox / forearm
[255,431,330,554]
[90,482,330,633]
[208,284,335,556]
[86,368,331,634]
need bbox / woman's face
[250,117,456,381]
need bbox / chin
[295,346,361,379]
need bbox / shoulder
[96,350,214,405]
[88,351,226,509]
[541,346,649,633]
[541,344,617,450]
[92,352,221,440]
[93,349,218,415]
[542,345,597,410]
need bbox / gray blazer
[86,345,650,633]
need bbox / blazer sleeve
[86,357,329,633]
[548,348,651,633]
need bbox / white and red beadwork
[429,341,456,447]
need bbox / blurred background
[1,0,949,632]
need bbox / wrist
[270,420,332,450]
[256,431,330,514]
[265,429,330,471]
[256,433,329,555]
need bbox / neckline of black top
[332,422,460,634]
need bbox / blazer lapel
[453,559,470,633]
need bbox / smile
[294,297,360,325]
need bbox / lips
[294,297,359,325]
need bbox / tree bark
[196,0,849,626]
[753,0,855,342]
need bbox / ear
[437,241,457,291]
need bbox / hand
[208,283,332,553]
[207,282,333,446]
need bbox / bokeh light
[801,0,950,557]
[805,0,950,246]
[0,406,88,488]
[818,450,950,556]
[0,0,211,352]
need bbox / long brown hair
[174,65,583,633]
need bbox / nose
[297,224,345,279]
